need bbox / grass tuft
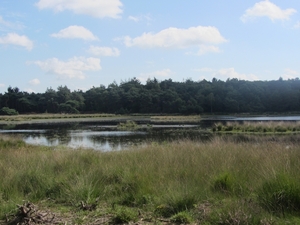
[258,174,300,215]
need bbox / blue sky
[1,0,300,93]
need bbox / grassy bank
[0,113,118,124]
[213,121,300,134]
[1,135,300,224]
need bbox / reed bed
[0,113,116,122]
[214,121,300,134]
[151,115,201,123]
[1,135,300,224]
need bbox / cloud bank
[36,0,123,18]
[29,79,41,85]
[124,26,227,49]
[216,68,259,81]
[0,33,33,50]
[241,0,296,22]
[31,57,101,79]
[51,25,98,41]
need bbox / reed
[214,121,300,134]
[1,135,300,223]
[0,113,116,122]
[150,115,201,123]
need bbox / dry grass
[0,113,116,122]
[151,115,201,122]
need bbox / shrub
[0,107,19,115]
[117,120,139,130]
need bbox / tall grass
[1,135,300,223]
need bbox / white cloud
[24,88,36,93]
[0,83,5,88]
[128,14,152,23]
[124,26,227,49]
[241,0,296,22]
[0,33,33,50]
[138,69,172,82]
[51,25,98,41]
[282,68,298,79]
[29,78,40,85]
[128,16,139,22]
[88,46,120,56]
[215,68,259,81]
[30,57,101,79]
[36,0,123,18]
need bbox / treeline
[0,77,300,115]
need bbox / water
[1,115,300,151]
[0,122,203,151]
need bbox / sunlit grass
[214,121,300,134]
[0,113,116,122]
[151,115,201,122]
[1,135,300,223]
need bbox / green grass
[0,113,116,123]
[1,135,300,223]
[214,121,300,134]
[117,120,139,130]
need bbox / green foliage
[58,103,79,114]
[2,136,300,223]
[214,121,300,134]
[117,120,138,130]
[155,194,197,217]
[3,78,300,114]
[170,211,193,224]
[212,172,235,194]
[112,206,138,224]
[258,174,300,214]
[0,107,19,115]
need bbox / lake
[1,115,300,151]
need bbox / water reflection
[19,128,149,151]
[1,115,300,151]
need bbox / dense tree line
[0,77,300,115]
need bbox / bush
[0,107,19,115]
[58,103,79,114]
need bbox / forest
[0,77,300,115]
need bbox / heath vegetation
[1,134,300,224]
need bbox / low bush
[0,107,19,115]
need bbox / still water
[1,115,300,151]
[0,122,202,151]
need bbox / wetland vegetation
[213,121,300,134]
[1,133,300,224]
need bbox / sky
[1,0,300,94]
